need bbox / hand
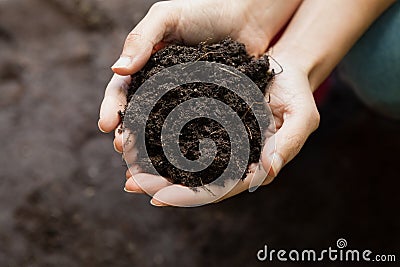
[98,0,312,206]
[98,0,302,133]
[122,53,320,206]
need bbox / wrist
[270,0,396,92]
[270,42,319,92]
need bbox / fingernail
[112,56,132,69]
[113,140,123,153]
[150,199,167,207]
[248,162,268,192]
[271,153,284,177]
[97,119,107,133]
[123,187,140,193]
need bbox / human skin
[272,0,396,92]
[99,0,302,132]
[98,0,395,207]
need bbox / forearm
[273,0,396,91]
[240,0,303,43]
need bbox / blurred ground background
[0,0,399,266]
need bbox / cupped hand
[98,0,319,207]
[98,0,302,133]
[122,56,320,207]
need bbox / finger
[214,175,251,203]
[114,126,136,154]
[121,132,139,170]
[123,148,139,169]
[150,178,241,207]
[151,185,215,207]
[122,129,136,153]
[125,174,172,195]
[214,163,272,201]
[248,161,270,192]
[125,165,142,179]
[98,74,130,133]
[113,125,123,153]
[152,41,168,54]
[111,2,179,75]
[261,106,320,178]
[150,166,274,207]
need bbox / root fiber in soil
[124,38,274,188]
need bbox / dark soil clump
[124,38,273,188]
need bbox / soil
[1,1,399,266]
[124,38,274,187]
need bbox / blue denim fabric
[338,2,400,119]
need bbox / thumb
[111,2,179,75]
[261,108,320,180]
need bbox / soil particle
[124,38,273,187]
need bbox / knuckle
[125,31,141,45]
[309,108,320,131]
[149,1,172,13]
